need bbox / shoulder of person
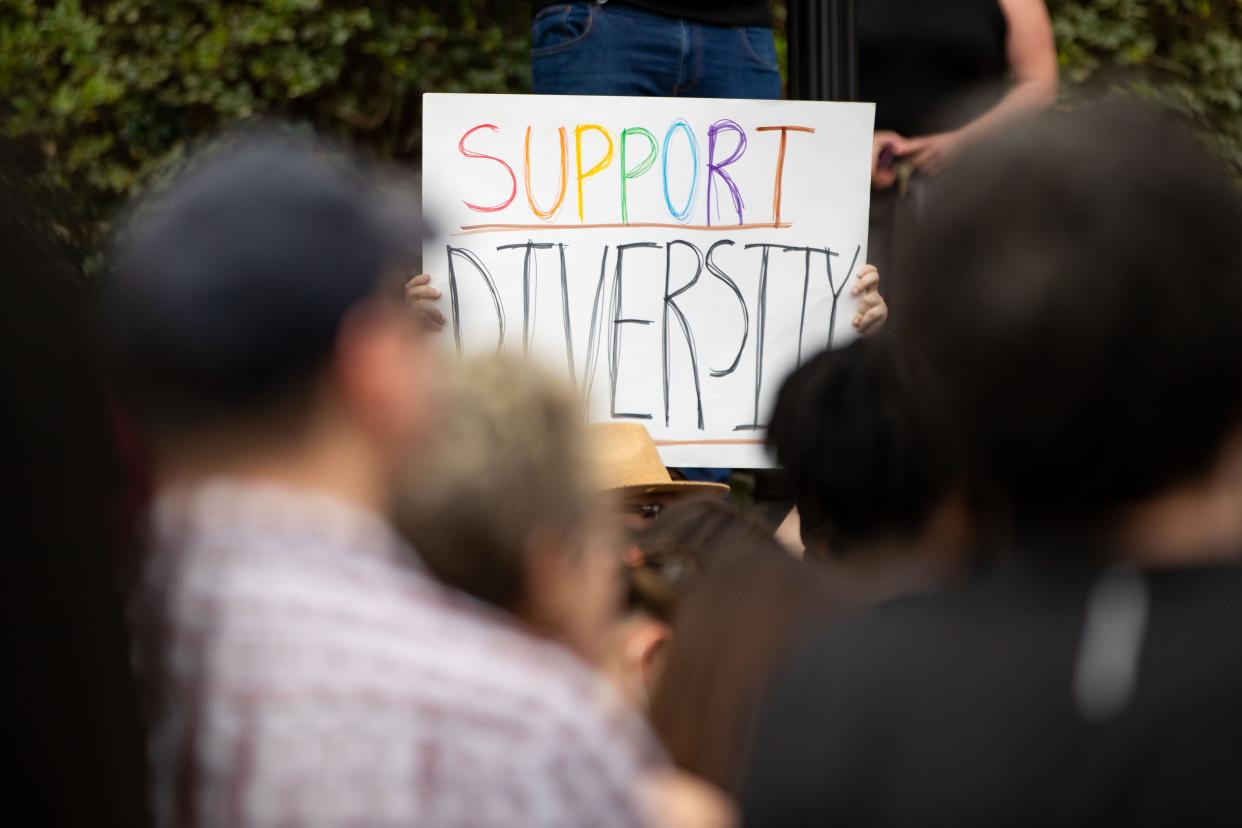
[430,583,663,749]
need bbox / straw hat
[591,423,730,496]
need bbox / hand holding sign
[405,272,446,332]
[851,265,888,335]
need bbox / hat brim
[608,480,731,497]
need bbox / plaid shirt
[137,480,664,827]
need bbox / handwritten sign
[422,93,874,467]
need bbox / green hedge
[1049,0,1242,176]
[0,0,531,263]
[2,0,1238,268]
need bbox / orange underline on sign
[755,125,817,133]
[653,438,765,446]
[453,221,794,236]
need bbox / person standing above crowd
[106,133,671,827]
[531,2,780,99]
[864,0,1058,296]
[743,104,1242,825]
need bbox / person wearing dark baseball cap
[106,132,668,827]
[105,130,435,823]
[105,133,423,429]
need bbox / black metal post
[787,0,858,102]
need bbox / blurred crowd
[12,98,1242,827]
[10,3,1242,826]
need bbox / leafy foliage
[1049,0,1242,175]
[0,0,530,261]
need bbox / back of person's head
[395,354,617,659]
[895,103,1242,537]
[632,497,833,795]
[105,128,423,450]
[768,334,958,557]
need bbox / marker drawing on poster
[422,92,874,467]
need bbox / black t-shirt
[533,1,771,28]
[742,558,1242,825]
[859,0,1008,135]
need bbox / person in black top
[862,0,1057,301]
[531,2,780,99]
[863,0,1057,176]
[741,104,1242,825]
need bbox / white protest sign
[422,93,874,467]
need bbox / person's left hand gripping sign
[405,272,446,332]
[852,263,888,335]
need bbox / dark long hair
[635,497,837,795]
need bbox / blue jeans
[532,2,781,100]
[677,467,734,485]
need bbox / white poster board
[422,92,874,468]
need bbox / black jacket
[742,559,1242,826]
